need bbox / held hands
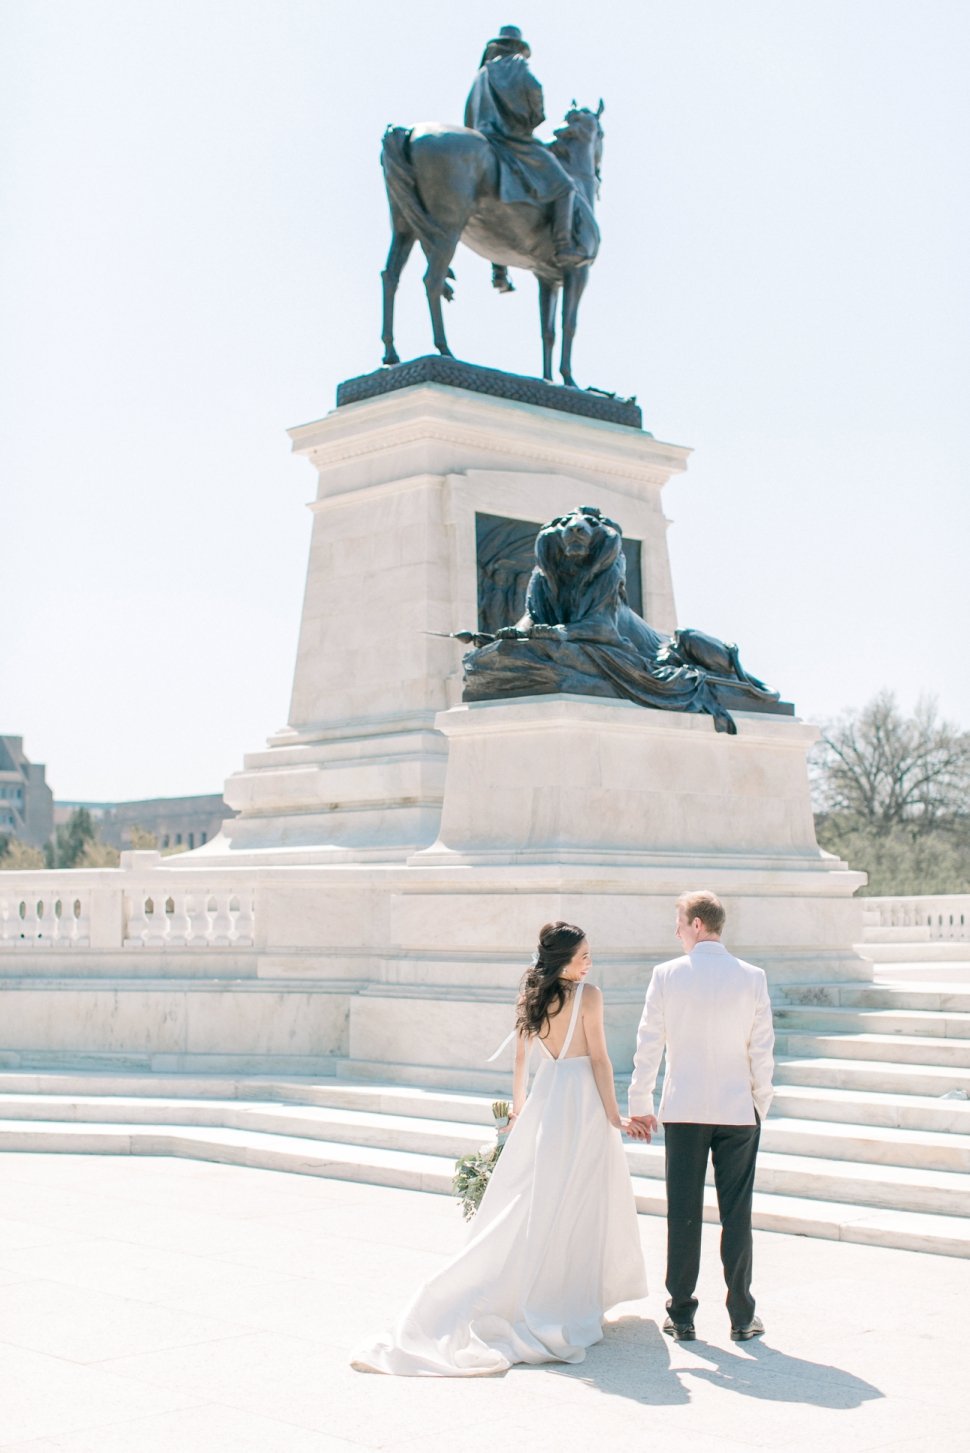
[623,1114,657,1142]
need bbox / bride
[351,921,647,1376]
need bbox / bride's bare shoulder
[581,983,603,1006]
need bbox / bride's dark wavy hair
[515,921,586,1038]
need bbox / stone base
[335,354,644,430]
[162,695,870,1082]
[417,695,843,866]
[210,715,448,863]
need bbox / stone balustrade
[864,894,970,941]
[0,853,255,950]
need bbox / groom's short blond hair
[677,890,726,936]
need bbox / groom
[628,890,775,1341]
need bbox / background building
[0,737,54,848]
[53,795,233,852]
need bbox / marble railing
[0,854,255,950]
[864,894,970,941]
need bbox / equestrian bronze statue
[380,26,603,387]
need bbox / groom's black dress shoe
[730,1316,765,1341]
[662,1315,696,1342]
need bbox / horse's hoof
[382,351,400,367]
[437,347,455,359]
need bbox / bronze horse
[380,103,604,387]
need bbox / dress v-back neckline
[539,980,585,1061]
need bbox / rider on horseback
[465,27,588,294]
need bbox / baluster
[74,894,91,946]
[186,892,212,945]
[144,895,168,947]
[209,892,233,946]
[22,897,42,943]
[54,897,76,947]
[167,891,190,946]
[233,890,255,946]
[125,889,151,947]
[42,897,59,941]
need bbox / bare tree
[812,691,970,835]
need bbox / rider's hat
[481,25,531,65]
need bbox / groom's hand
[628,1115,658,1142]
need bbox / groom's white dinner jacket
[628,940,775,1125]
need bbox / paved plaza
[0,1152,964,1451]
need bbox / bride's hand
[625,1115,657,1142]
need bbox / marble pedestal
[419,695,828,867]
[204,381,688,863]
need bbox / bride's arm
[583,985,624,1129]
[511,1030,530,1120]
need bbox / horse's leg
[381,225,416,367]
[422,235,461,358]
[538,278,559,382]
[406,127,492,358]
[559,267,589,387]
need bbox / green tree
[75,839,121,868]
[46,807,99,869]
[0,837,46,869]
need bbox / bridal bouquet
[452,1101,511,1220]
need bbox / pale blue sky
[3,1,968,800]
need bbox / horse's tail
[381,125,451,254]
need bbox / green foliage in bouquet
[452,1102,512,1221]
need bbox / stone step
[858,941,970,963]
[761,1116,970,1173]
[770,1083,970,1134]
[0,1118,965,1257]
[874,964,970,985]
[776,1056,970,1098]
[0,1096,488,1157]
[3,1090,970,1204]
[778,982,970,1012]
[631,1143,970,1217]
[0,1071,495,1123]
[779,1032,970,1068]
[629,1183,970,1259]
[4,1092,968,1175]
[1,1092,970,1208]
[1,1069,963,1139]
[773,1006,970,1039]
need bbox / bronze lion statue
[461,506,783,733]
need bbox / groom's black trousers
[663,1120,761,1328]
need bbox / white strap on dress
[557,979,585,1060]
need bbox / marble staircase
[1,908,969,1257]
[0,963,967,1259]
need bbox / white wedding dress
[351,982,647,1376]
